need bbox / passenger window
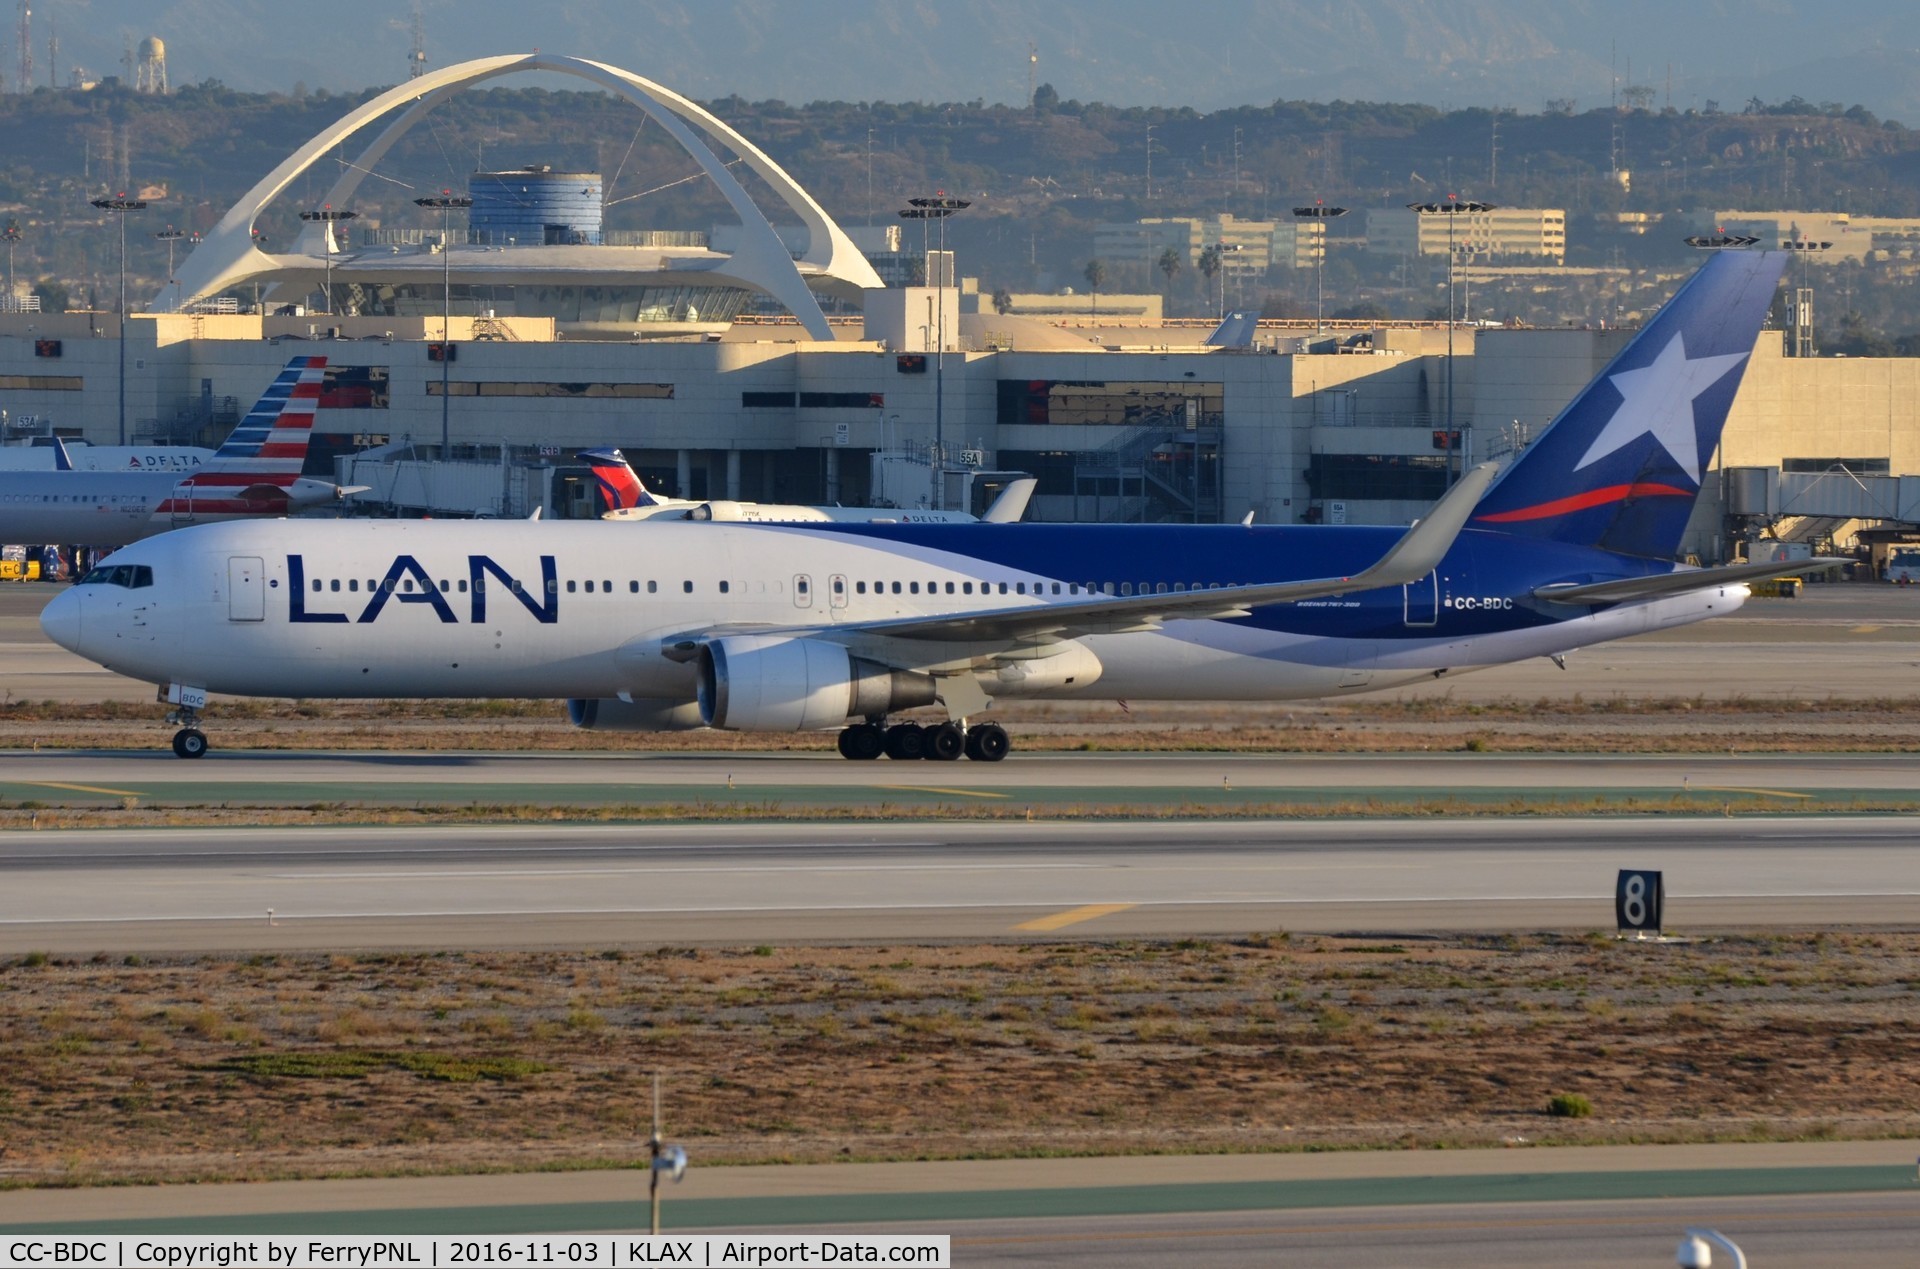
[603,580,611,592]
[458,580,468,593]
[440,579,451,592]
[683,581,693,593]
[648,580,658,593]
[856,581,867,594]
[402,579,414,592]
[998,582,1009,595]
[567,580,578,593]
[549,580,560,595]
[584,581,594,593]
[1051,583,1061,595]
[719,580,730,594]
[1121,583,1133,596]
[331,579,341,592]
[1156,583,1168,594]
[910,582,920,594]
[312,579,323,593]
[1016,582,1027,595]
[963,582,973,594]
[349,579,360,592]
[945,582,955,594]
[890,581,901,594]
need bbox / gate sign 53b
[1615,869,1665,933]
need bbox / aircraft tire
[838,724,886,760]
[883,723,926,760]
[172,728,209,759]
[966,723,1010,762]
[925,723,966,762]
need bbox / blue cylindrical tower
[468,165,604,246]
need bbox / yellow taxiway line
[1014,902,1140,932]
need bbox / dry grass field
[3,932,1917,1188]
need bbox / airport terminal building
[3,54,1918,563]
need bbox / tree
[1198,244,1223,316]
[1156,246,1182,302]
[1032,82,1059,113]
[991,286,1013,316]
[31,278,67,313]
[1083,258,1107,317]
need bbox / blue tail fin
[1471,249,1787,559]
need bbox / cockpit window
[77,564,152,589]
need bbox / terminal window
[996,379,1223,427]
[1783,457,1890,475]
[1305,453,1450,502]
[428,381,674,399]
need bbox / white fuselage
[0,472,340,547]
[42,518,1748,712]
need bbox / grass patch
[215,1051,551,1083]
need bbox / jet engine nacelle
[697,635,935,731]
[566,696,707,731]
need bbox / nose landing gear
[165,704,209,759]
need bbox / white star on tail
[1574,332,1750,482]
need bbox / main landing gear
[836,719,1010,762]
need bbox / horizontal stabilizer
[1533,557,1848,605]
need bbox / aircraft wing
[664,463,1498,653]
[1532,557,1848,605]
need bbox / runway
[3,815,1916,952]
[5,750,1920,812]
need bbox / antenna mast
[1026,41,1036,111]
[16,1,31,93]
[408,0,427,79]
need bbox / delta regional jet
[0,356,353,547]
[44,251,1826,761]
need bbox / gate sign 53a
[1615,869,1665,934]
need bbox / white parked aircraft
[0,356,356,547]
[43,251,1824,761]
[581,448,1035,524]
[0,443,216,472]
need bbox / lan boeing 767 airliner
[43,249,1827,760]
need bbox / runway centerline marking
[881,785,1010,799]
[21,780,144,797]
[1014,902,1140,931]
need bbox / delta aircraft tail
[1470,249,1788,560]
[577,447,654,511]
[159,356,331,516]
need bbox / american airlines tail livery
[0,356,352,547]
[44,251,1826,761]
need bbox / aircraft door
[793,574,814,609]
[1403,570,1438,628]
[828,573,849,612]
[171,481,197,527]
[228,556,265,622]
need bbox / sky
[26,1,1920,122]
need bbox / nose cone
[40,589,82,653]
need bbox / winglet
[1349,462,1501,589]
[50,435,74,471]
[980,477,1037,523]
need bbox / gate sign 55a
[1615,869,1664,934]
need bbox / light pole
[1781,236,1832,357]
[2,219,20,309]
[899,195,969,509]
[1212,242,1242,319]
[298,205,359,317]
[1408,196,1493,485]
[1291,202,1348,333]
[645,1073,688,1235]
[414,192,472,458]
[91,194,148,445]
[153,226,185,312]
